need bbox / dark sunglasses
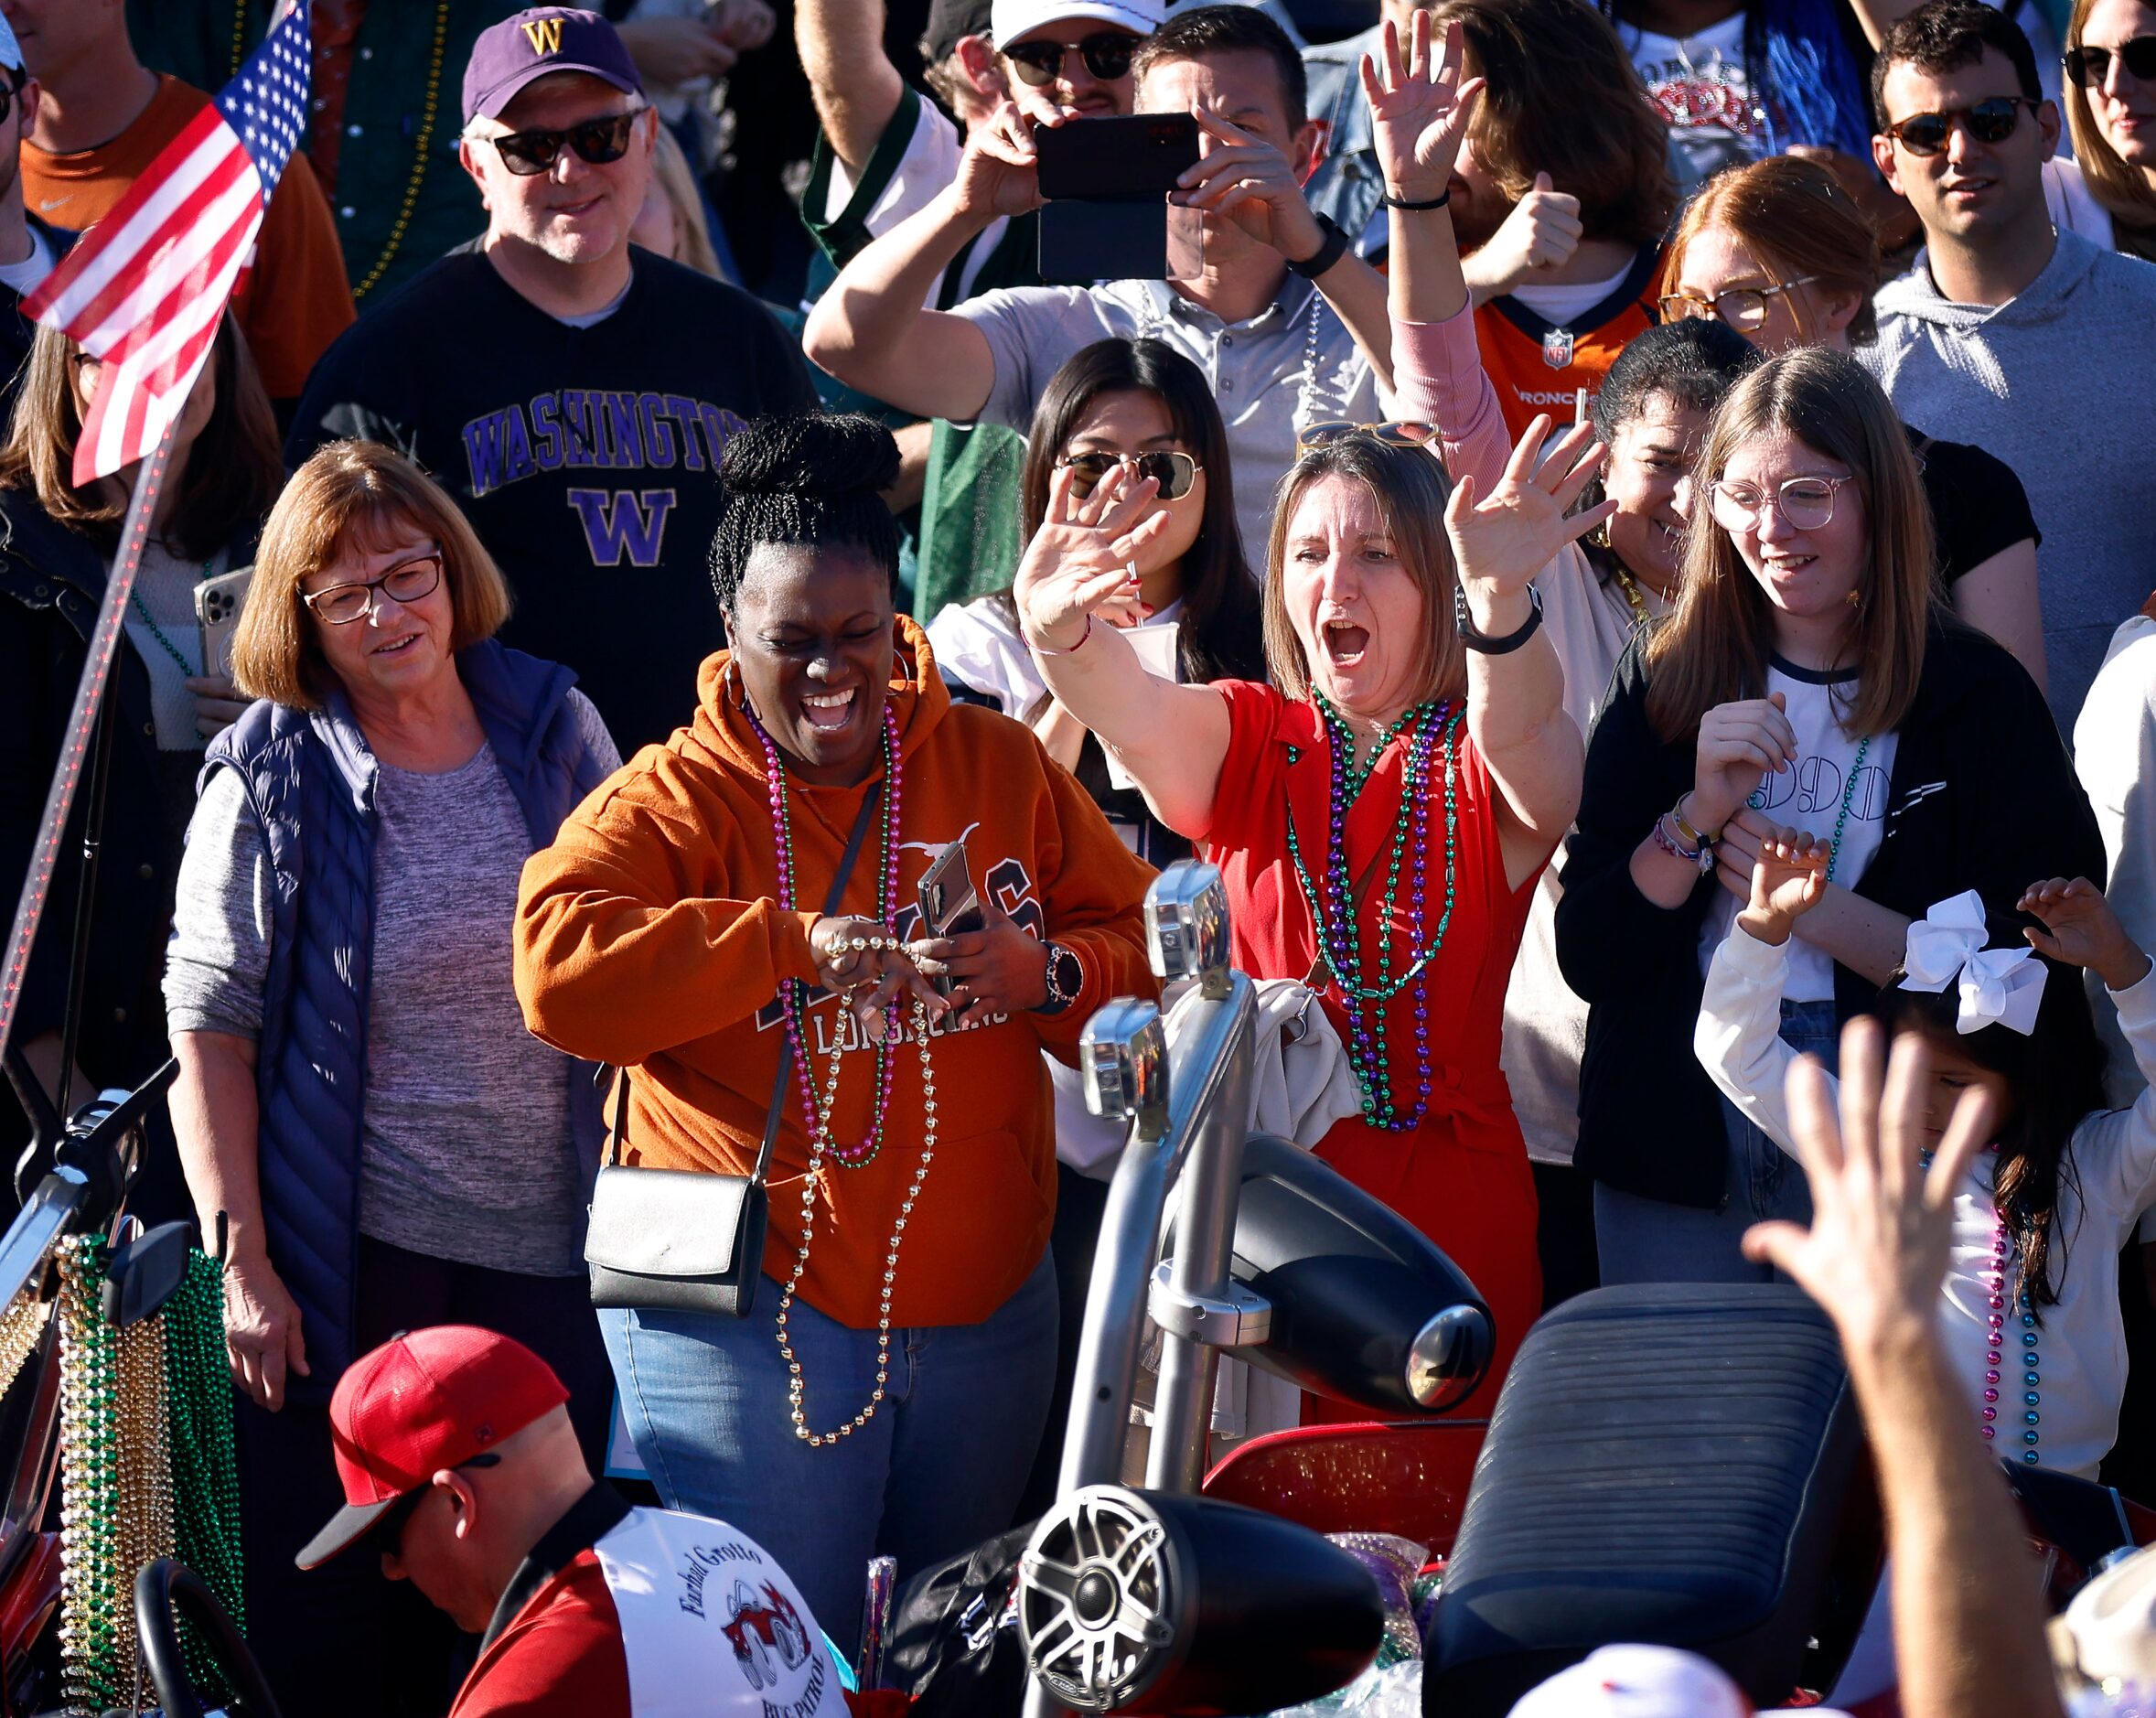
[2065,35,2156,87]
[370,1452,503,1554]
[1003,32,1137,87]
[1882,96,2039,156]
[1294,420,1441,455]
[487,110,643,177]
[1057,450,1200,499]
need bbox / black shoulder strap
[609,778,887,1186]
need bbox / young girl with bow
[1697,836,2156,1480]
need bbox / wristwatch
[1036,941,1083,1015]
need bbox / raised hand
[1442,414,1613,601]
[2020,876,2152,992]
[1743,1019,1996,1354]
[1014,461,1170,650]
[1358,12,1485,205]
[1736,823,1830,945]
[1173,107,1325,260]
[951,102,1047,224]
[1463,172,1583,299]
[1692,691,1795,835]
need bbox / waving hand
[1359,13,1485,206]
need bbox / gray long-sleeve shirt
[163,692,620,1276]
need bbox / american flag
[26,0,311,483]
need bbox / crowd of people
[5,0,2156,1710]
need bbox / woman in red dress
[1012,399,1613,1406]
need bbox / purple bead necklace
[752,705,906,1169]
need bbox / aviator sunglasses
[2065,35,2156,86]
[486,109,644,176]
[1057,450,1201,499]
[1881,96,2040,156]
[1003,32,1138,87]
[1294,420,1441,455]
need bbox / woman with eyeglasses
[1554,346,2102,1285]
[1658,154,2048,694]
[2062,0,2156,257]
[1014,313,1614,1405]
[931,338,1265,864]
[160,439,623,1712]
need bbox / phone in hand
[917,838,987,998]
[1034,113,1201,284]
[193,566,254,680]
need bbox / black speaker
[1229,1135,1494,1413]
[1018,1486,1384,1714]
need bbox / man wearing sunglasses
[1862,0,2156,722]
[804,3,1388,574]
[288,7,817,756]
[298,1326,850,1718]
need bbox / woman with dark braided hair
[514,413,1156,1640]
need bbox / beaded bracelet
[1651,810,1715,874]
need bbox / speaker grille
[1020,1489,1179,1711]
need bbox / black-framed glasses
[1295,420,1441,455]
[1659,275,1820,331]
[486,109,644,176]
[2065,35,2156,87]
[1882,97,2040,156]
[1057,450,1201,499]
[1708,474,1856,532]
[370,1452,503,1554]
[1003,32,1137,87]
[302,552,445,626]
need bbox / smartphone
[193,566,253,680]
[917,838,987,997]
[1034,113,1199,199]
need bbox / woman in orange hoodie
[513,413,1156,1643]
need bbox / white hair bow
[1899,889,2046,1036]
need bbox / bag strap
[608,778,888,1186]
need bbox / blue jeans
[1595,998,1840,1285]
[599,1251,1057,1650]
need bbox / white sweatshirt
[1695,924,2156,1477]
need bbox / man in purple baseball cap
[286,5,817,757]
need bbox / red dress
[1193,682,1544,1417]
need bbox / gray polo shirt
[953,274,1381,569]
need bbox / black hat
[924,0,996,60]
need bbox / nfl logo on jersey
[1541,327,1575,369]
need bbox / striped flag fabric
[25,0,312,484]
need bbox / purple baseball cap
[462,8,644,125]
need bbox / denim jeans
[1595,998,1840,1285]
[598,1251,1057,1649]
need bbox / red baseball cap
[296,1326,569,1571]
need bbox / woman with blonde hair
[1555,346,2101,1284]
[161,438,620,1716]
[2062,0,2156,258]
[1660,154,2047,692]
[631,122,729,279]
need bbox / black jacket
[1555,617,2104,1208]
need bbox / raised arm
[800,104,1042,418]
[797,0,908,172]
[1443,415,1611,887]
[1012,463,1233,837]
[1357,16,1509,490]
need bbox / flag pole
[0,416,181,1108]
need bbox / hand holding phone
[915,839,987,998]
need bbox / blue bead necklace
[1282,696,1463,1132]
[1925,1142,2042,1464]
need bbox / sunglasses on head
[1294,420,1441,456]
[1882,96,2039,156]
[486,109,643,176]
[1057,450,1200,499]
[1003,32,1137,87]
[2065,35,2156,87]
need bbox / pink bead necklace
[1933,1142,2043,1466]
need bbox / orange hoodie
[514,620,1159,1328]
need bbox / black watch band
[1285,213,1352,279]
[1035,942,1083,1015]
[1453,584,1544,654]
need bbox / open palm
[1443,416,1614,600]
[1358,13,1485,204]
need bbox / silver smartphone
[916,838,986,997]
[193,566,253,679]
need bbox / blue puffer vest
[199,639,611,1401]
